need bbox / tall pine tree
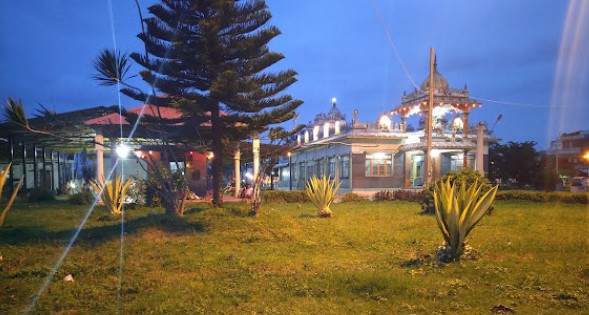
[128,0,302,206]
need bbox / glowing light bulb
[116,144,130,158]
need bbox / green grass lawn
[1,200,587,314]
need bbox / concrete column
[95,130,104,183]
[21,142,27,192]
[253,135,260,182]
[50,150,55,191]
[476,123,485,176]
[463,112,470,137]
[8,137,14,195]
[234,149,241,197]
[404,152,411,188]
[33,143,38,188]
[110,138,117,179]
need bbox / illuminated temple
[275,59,499,191]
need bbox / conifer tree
[127,0,302,206]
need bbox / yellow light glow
[453,117,464,129]
[378,114,391,129]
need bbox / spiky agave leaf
[89,176,133,215]
[305,175,341,217]
[433,178,498,260]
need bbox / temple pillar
[95,130,104,183]
[462,112,470,169]
[404,151,412,188]
[234,149,241,197]
[401,115,407,132]
[463,112,470,137]
[476,123,485,176]
[423,108,431,187]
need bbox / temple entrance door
[410,154,424,186]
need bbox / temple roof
[392,58,481,117]
[326,103,345,121]
[420,67,449,91]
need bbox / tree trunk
[211,106,224,207]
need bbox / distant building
[546,130,589,178]
[274,59,499,192]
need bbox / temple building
[275,59,499,192]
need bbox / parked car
[570,176,588,192]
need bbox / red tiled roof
[84,104,186,126]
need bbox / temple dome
[326,103,345,121]
[420,68,449,91]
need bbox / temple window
[365,153,393,177]
[323,123,330,138]
[335,121,341,135]
[339,155,350,179]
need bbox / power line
[370,0,557,110]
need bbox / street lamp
[288,152,292,191]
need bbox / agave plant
[433,178,498,261]
[89,176,133,216]
[0,163,23,227]
[305,175,341,217]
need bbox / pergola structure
[0,103,284,197]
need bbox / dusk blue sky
[1,1,587,149]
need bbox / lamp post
[288,152,292,191]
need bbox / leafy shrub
[374,189,427,202]
[340,192,368,203]
[433,178,498,261]
[27,187,55,202]
[142,168,184,207]
[305,175,341,217]
[69,191,94,205]
[262,190,309,203]
[496,190,587,204]
[422,170,494,214]
[394,189,425,202]
[373,190,394,201]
